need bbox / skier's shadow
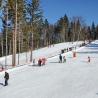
[0,83,4,86]
[80,60,88,63]
[49,61,59,63]
[96,93,98,95]
[28,64,42,67]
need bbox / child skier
[33,59,35,65]
[63,56,66,63]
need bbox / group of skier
[59,54,66,63]
[0,54,91,87]
[59,53,91,63]
[32,57,47,66]
[38,57,47,66]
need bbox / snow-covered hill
[0,41,84,68]
[0,40,98,98]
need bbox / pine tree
[91,22,96,40]
[63,14,69,41]
[26,0,43,62]
[87,26,92,41]
[44,19,49,46]
[95,25,98,39]
[56,14,69,42]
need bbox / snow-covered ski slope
[0,41,84,67]
[0,40,98,98]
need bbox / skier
[0,66,4,72]
[2,66,4,71]
[73,51,76,57]
[59,54,62,63]
[67,48,68,52]
[38,58,42,66]
[63,56,66,63]
[88,56,90,62]
[4,71,9,86]
[42,57,46,65]
[33,59,35,65]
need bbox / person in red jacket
[42,57,46,65]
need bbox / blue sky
[0,0,98,31]
[41,0,98,25]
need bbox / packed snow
[0,41,84,67]
[0,40,98,98]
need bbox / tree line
[0,0,98,63]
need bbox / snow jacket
[4,72,9,80]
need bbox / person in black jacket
[59,54,62,63]
[38,58,42,66]
[4,71,9,86]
